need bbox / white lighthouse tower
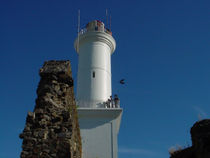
[74,20,122,158]
[75,20,115,108]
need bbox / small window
[93,71,95,78]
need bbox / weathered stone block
[20,60,81,158]
[170,119,210,158]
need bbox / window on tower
[93,71,95,78]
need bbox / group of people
[104,94,120,108]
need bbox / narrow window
[93,71,95,78]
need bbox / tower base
[78,108,122,158]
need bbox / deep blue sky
[1,0,210,158]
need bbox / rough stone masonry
[170,119,210,158]
[19,60,82,158]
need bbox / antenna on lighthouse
[106,9,108,27]
[109,14,111,31]
[77,9,80,52]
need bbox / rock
[20,60,81,158]
[28,112,35,118]
[19,133,24,139]
[170,119,210,158]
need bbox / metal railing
[76,99,120,109]
[78,27,112,36]
[103,99,120,108]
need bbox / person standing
[114,94,119,108]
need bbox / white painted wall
[78,108,122,158]
[75,21,122,158]
[75,30,116,108]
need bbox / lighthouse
[74,20,122,158]
[75,20,116,108]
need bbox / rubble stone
[20,60,82,158]
[170,119,210,158]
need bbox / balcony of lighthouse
[78,20,112,36]
[76,95,120,109]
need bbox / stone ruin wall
[19,60,82,158]
[170,119,210,158]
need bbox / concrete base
[78,108,122,158]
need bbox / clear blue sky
[0,0,210,158]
